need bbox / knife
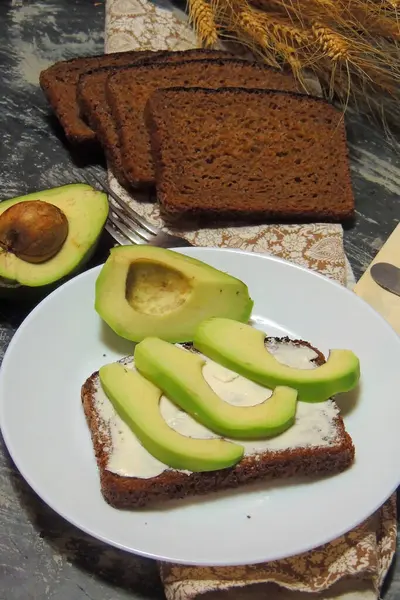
[370,262,400,297]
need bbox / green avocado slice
[194,318,361,403]
[99,362,244,472]
[134,337,298,439]
[0,184,108,287]
[95,245,253,343]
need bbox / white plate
[1,247,400,566]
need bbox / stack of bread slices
[40,49,355,223]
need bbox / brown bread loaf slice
[105,59,300,187]
[39,50,167,144]
[81,338,355,509]
[76,50,233,186]
[147,87,355,222]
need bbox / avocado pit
[0,200,69,264]
[125,261,192,315]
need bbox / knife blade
[370,262,400,297]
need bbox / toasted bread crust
[81,339,355,509]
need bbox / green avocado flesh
[95,245,253,343]
[0,184,108,287]
[134,337,298,439]
[99,362,244,472]
[194,318,361,403]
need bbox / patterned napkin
[159,495,396,599]
[105,1,397,597]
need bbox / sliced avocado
[134,337,298,439]
[0,184,108,287]
[95,245,253,343]
[99,362,244,472]
[194,318,360,403]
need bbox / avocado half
[95,245,254,343]
[0,184,108,296]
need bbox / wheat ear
[188,0,219,47]
[311,22,351,61]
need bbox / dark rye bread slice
[39,50,167,144]
[147,87,355,223]
[81,339,355,509]
[76,50,233,186]
[105,59,300,187]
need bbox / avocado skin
[194,318,361,403]
[134,337,298,439]
[99,363,244,472]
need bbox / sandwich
[81,318,359,509]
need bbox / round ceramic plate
[1,248,400,566]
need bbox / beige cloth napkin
[105,1,397,597]
[354,224,400,335]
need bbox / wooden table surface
[0,1,399,598]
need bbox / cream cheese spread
[93,341,340,479]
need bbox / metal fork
[81,171,193,248]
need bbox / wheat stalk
[311,22,350,60]
[236,8,271,47]
[191,0,400,125]
[259,12,311,47]
[187,0,219,46]
[347,5,400,38]
[223,1,311,50]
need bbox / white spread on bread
[94,341,340,479]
